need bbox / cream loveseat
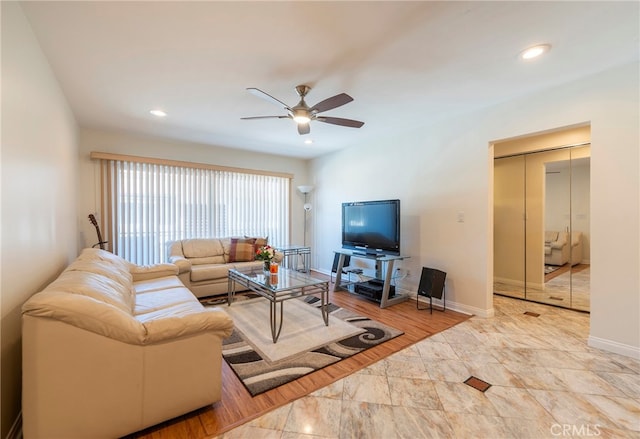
[167,237,282,298]
[22,248,234,439]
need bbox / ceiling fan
[241,85,364,135]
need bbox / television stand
[333,250,410,309]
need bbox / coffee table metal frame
[227,266,329,343]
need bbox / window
[95,154,290,265]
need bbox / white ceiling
[20,1,639,159]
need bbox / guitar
[88,214,108,250]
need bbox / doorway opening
[493,125,591,312]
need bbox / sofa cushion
[66,258,131,282]
[134,276,185,294]
[22,291,146,344]
[182,238,224,259]
[69,249,136,310]
[77,247,133,273]
[544,231,559,243]
[43,270,134,313]
[187,255,227,266]
[130,263,179,282]
[136,303,233,343]
[134,286,198,315]
[228,237,256,262]
[64,259,135,310]
[191,264,231,282]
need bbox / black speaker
[417,267,446,313]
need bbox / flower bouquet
[255,245,275,271]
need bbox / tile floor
[216,295,639,439]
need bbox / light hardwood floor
[125,276,470,439]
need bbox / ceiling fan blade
[315,116,364,128]
[241,115,290,120]
[310,93,353,113]
[247,88,291,111]
[297,122,310,135]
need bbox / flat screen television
[342,199,400,256]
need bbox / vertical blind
[99,158,290,265]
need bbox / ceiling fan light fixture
[293,115,310,124]
[292,108,310,124]
[242,85,364,135]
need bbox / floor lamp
[297,185,314,246]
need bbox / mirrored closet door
[493,144,590,311]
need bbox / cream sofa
[544,231,569,266]
[544,230,583,266]
[22,248,234,439]
[167,237,282,298]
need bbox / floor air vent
[464,376,491,392]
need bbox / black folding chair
[417,267,446,314]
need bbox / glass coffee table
[227,266,329,343]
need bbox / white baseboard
[414,295,494,318]
[319,271,494,318]
[588,336,640,360]
[6,411,22,439]
[312,268,331,277]
[451,301,495,318]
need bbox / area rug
[223,296,365,362]
[207,296,403,396]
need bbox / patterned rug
[203,295,403,396]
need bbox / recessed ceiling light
[304,139,313,145]
[149,109,167,117]
[520,44,551,60]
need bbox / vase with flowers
[255,245,275,271]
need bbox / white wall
[312,114,492,317]
[1,3,78,435]
[310,62,639,357]
[77,128,311,252]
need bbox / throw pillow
[245,235,268,249]
[229,237,256,262]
